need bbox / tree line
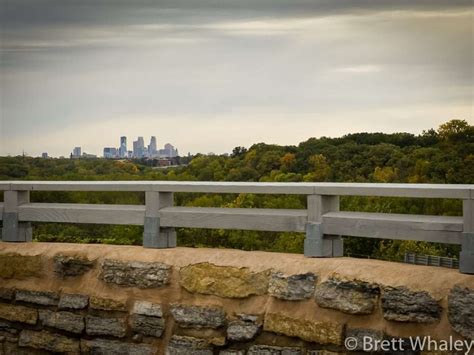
[0,119,472,261]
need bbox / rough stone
[0,288,15,301]
[382,286,441,323]
[81,339,155,355]
[38,310,84,334]
[0,322,19,342]
[131,300,163,317]
[170,304,226,329]
[226,314,261,341]
[219,350,246,355]
[268,272,316,300]
[166,335,213,355]
[263,313,343,345]
[247,345,302,354]
[345,328,384,351]
[99,258,171,288]
[130,314,165,338]
[0,304,37,325]
[314,278,379,315]
[3,341,51,355]
[53,254,94,277]
[179,262,270,298]
[90,296,127,311]
[448,285,474,340]
[18,329,79,353]
[0,253,42,279]
[86,315,127,338]
[58,293,89,310]
[15,289,59,306]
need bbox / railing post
[2,190,32,242]
[460,199,474,274]
[143,191,176,248]
[304,194,343,257]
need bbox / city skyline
[1,1,472,157]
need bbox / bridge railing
[0,181,473,274]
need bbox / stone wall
[0,242,473,354]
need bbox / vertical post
[304,194,343,257]
[460,199,474,274]
[143,191,176,248]
[2,190,32,242]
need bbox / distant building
[159,143,178,158]
[133,137,146,158]
[103,147,118,159]
[148,136,157,157]
[41,152,49,159]
[82,152,97,159]
[119,136,127,158]
[72,147,81,158]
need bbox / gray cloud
[0,0,472,156]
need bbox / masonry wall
[0,242,473,355]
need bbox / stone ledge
[0,242,473,353]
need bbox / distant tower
[72,147,81,158]
[149,136,157,157]
[133,137,145,158]
[119,136,127,158]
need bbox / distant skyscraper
[41,152,48,159]
[72,147,81,158]
[103,147,117,158]
[119,136,127,157]
[148,136,157,157]
[133,137,145,158]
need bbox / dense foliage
[1,119,472,261]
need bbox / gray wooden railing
[1,181,473,274]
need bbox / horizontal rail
[1,181,472,198]
[19,203,145,225]
[14,203,464,244]
[322,212,463,245]
[160,207,307,232]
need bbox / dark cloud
[0,0,471,156]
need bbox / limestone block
[81,339,156,355]
[166,335,213,355]
[132,300,163,317]
[130,314,165,338]
[0,253,42,279]
[226,314,261,341]
[448,285,474,339]
[99,259,171,288]
[263,313,343,345]
[170,304,226,329]
[382,286,441,323]
[247,345,302,354]
[89,296,127,311]
[268,272,316,300]
[18,330,79,353]
[179,262,270,298]
[15,289,59,306]
[58,293,89,310]
[38,310,84,334]
[86,315,127,338]
[0,304,37,325]
[53,254,94,277]
[314,278,379,315]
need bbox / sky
[0,0,472,157]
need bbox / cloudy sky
[0,0,472,157]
